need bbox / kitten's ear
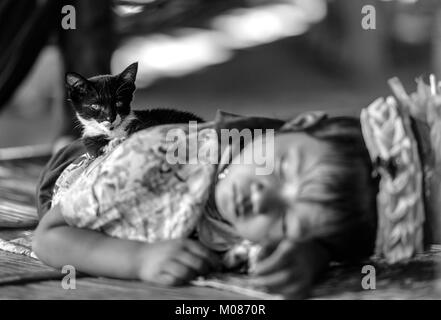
[119,62,138,83]
[65,72,88,90]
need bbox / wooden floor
[1,152,441,299]
[0,252,253,300]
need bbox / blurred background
[0,0,440,151]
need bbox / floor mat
[0,251,61,286]
[0,230,35,258]
[0,155,47,228]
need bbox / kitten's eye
[90,104,100,111]
[116,101,123,108]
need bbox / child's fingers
[251,269,310,299]
[256,242,278,261]
[183,240,221,269]
[254,240,297,276]
[251,268,296,291]
[173,251,211,275]
[277,275,311,299]
[157,273,181,286]
[161,260,197,285]
[279,282,310,299]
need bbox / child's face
[215,132,332,245]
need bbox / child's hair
[281,116,379,262]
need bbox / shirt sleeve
[36,139,87,218]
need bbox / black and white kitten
[65,62,203,157]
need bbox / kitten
[65,62,203,157]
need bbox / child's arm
[33,205,219,285]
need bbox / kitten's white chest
[78,112,135,140]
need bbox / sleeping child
[33,111,377,298]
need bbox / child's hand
[251,240,331,299]
[137,239,220,286]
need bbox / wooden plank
[310,248,441,299]
[0,278,254,300]
[2,247,441,299]
[0,251,251,299]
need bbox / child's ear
[119,62,138,83]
